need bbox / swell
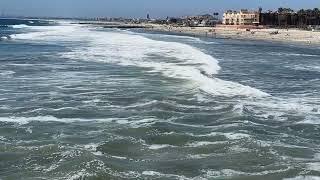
[6,23,320,122]
[0,18,53,27]
[9,23,268,98]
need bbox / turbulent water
[0,18,320,180]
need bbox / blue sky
[0,0,319,18]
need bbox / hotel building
[223,9,260,26]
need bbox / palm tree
[297,9,306,27]
[278,7,284,13]
[283,8,294,13]
[314,8,320,25]
[297,9,305,14]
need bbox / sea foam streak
[11,23,268,98]
[9,24,30,29]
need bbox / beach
[76,21,320,45]
[146,24,320,45]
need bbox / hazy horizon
[0,0,319,18]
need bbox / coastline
[143,24,320,46]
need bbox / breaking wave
[10,24,268,98]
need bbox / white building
[223,9,260,25]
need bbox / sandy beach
[146,24,320,45]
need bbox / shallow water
[0,19,320,180]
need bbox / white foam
[68,170,95,180]
[10,24,30,29]
[115,118,156,127]
[110,155,127,160]
[10,23,268,98]
[186,141,226,147]
[298,116,320,124]
[186,132,251,140]
[228,145,251,153]
[26,127,33,133]
[0,36,8,40]
[142,171,162,176]
[270,52,319,57]
[148,144,176,150]
[290,65,320,72]
[44,163,60,172]
[0,70,15,76]
[283,176,320,180]
[202,167,290,178]
[141,171,189,179]
[0,116,159,127]
[125,100,158,108]
[223,133,251,140]
[241,97,320,122]
[202,169,246,178]
[187,154,212,159]
[307,162,320,172]
[0,116,62,125]
[83,143,103,156]
[10,25,84,41]
[0,116,108,125]
[314,153,320,160]
[0,136,6,141]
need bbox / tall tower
[147,14,150,20]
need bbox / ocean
[0,18,320,180]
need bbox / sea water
[0,18,320,180]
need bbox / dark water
[0,19,320,180]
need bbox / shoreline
[143,24,320,46]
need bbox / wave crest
[10,24,268,98]
[9,24,30,29]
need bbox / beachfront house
[223,9,260,26]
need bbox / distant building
[166,17,183,25]
[223,9,260,25]
[222,8,320,28]
[182,14,218,27]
